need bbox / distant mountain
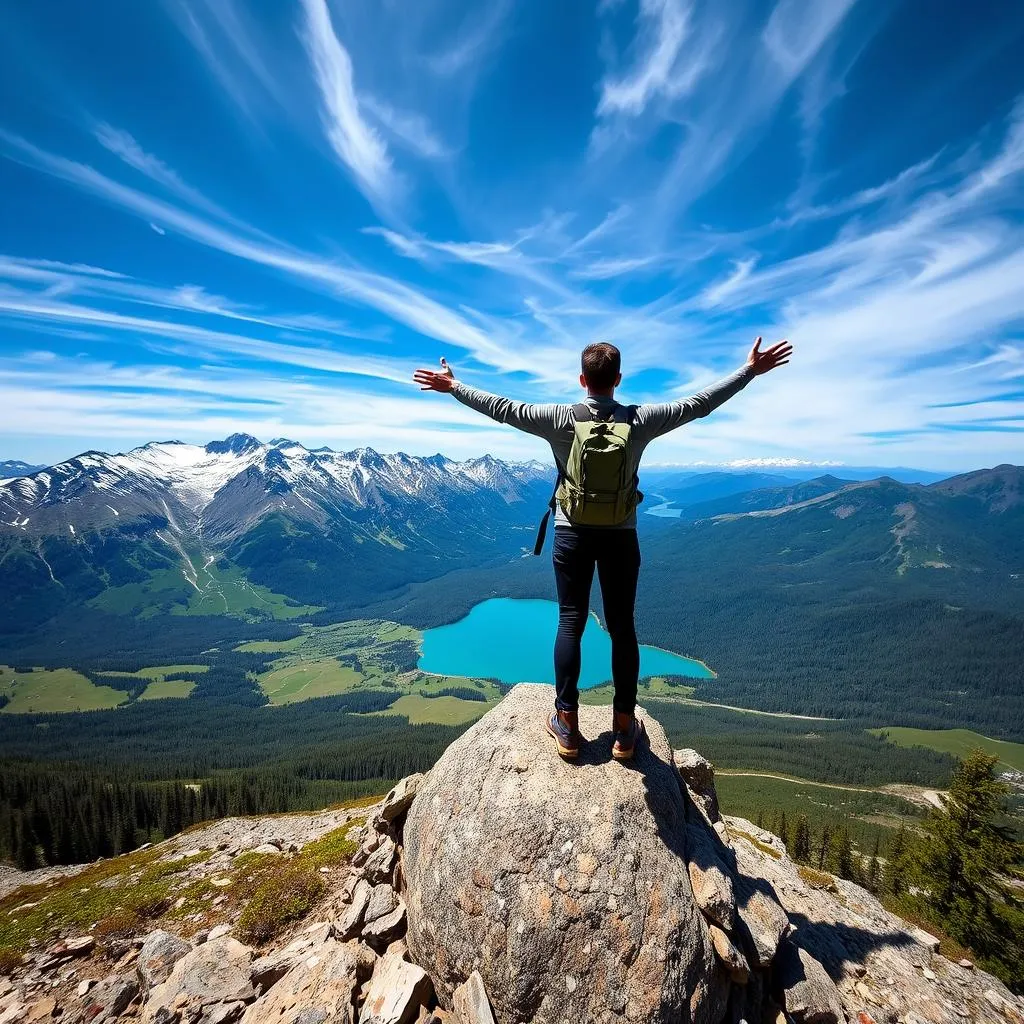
[0,460,45,479]
[629,464,1024,732]
[645,471,804,509]
[693,468,1024,573]
[645,465,952,486]
[651,474,855,520]
[0,434,553,631]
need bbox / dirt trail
[717,771,947,810]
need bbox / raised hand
[747,337,793,376]
[413,357,456,393]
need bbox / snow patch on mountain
[0,435,552,542]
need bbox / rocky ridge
[1,685,1022,1024]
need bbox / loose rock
[452,972,497,1024]
[361,901,407,950]
[334,880,371,941]
[686,820,738,932]
[360,951,432,1024]
[775,941,845,1024]
[142,937,256,1024]
[74,974,138,1024]
[372,776,423,837]
[673,749,722,824]
[137,931,191,994]
[707,924,750,984]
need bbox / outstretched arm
[636,337,792,440]
[413,359,567,439]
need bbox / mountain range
[0,434,551,631]
[2,435,1022,642]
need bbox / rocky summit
[2,686,1023,1024]
[404,684,717,1023]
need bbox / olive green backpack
[533,403,642,554]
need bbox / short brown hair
[581,342,621,390]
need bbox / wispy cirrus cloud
[164,0,285,123]
[2,1,1023,470]
[362,96,449,161]
[597,0,709,118]
[299,0,396,207]
[93,123,245,228]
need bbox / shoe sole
[545,720,579,759]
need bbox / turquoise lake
[418,598,714,688]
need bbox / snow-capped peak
[0,435,551,540]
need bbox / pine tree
[914,751,1020,957]
[866,834,882,893]
[817,824,832,870]
[777,811,789,852]
[884,825,909,897]
[829,826,854,879]
[792,815,811,863]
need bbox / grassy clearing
[716,773,923,851]
[581,675,697,705]
[251,620,509,712]
[235,636,306,654]
[366,692,493,725]
[252,619,420,705]
[102,664,210,679]
[870,727,1024,773]
[0,665,127,714]
[0,809,370,959]
[138,678,196,700]
[261,660,363,704]
[90,558,320,622]
[234,819,364,945]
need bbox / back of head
[581,342,621,392]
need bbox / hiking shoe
[546,709,581,759]
[612,713,645,761]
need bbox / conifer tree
[914,751,1020,959]
[792,815,811,863]
[777,811,789,852]
[866,834,882,893]
[817,824,832,870]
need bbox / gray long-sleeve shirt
[450,363,757,528]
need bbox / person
[413,337,792,761]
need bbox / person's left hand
[413,357,456,392]
[747,337,793,375]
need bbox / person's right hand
[413,358,457,393]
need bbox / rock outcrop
[404,684,717,1024]
[2,684,1023,1024]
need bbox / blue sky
[1,0,1022,471]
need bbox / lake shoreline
[416,597,715,687]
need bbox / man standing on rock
[413,337,792,761]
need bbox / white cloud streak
[597,0,706,117]
[300,0,396,205]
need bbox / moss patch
[0,848,211,955]
[797,865,838,892]
[236,864,325,944]
[732,830,782,859]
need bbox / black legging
[552,526,641,715]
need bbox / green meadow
[0,666,127,714]
[870,727,1024,773]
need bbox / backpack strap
[533,474,560,556]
